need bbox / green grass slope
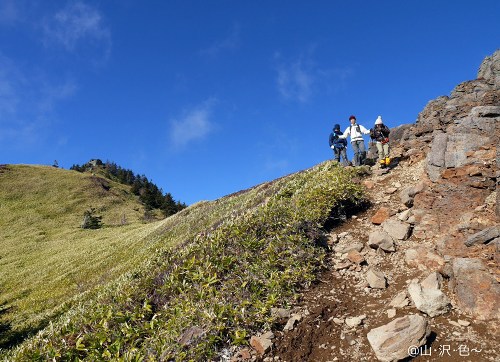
[0,165,171,348]
[1,161,368,361]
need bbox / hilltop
[0,164,176,349]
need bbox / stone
[178,326,206,346]
[382,219,411,240]
[452,258,500,320]
[250,335,273,355]
[457,319,470,327]
[270,308,291,319]
[420,272,442,290]
[389,291,410,308]
[334,242,364,254]
[345,315,366,328]
[385,187,398,194]
[397,209,412,222]
[367,315,430,362]
[387,308,397,318]
[346,250,365,264]
[366,268,387,289]
[371,207,391,225]
[364,180,375,189]
[368,230,396,252]
[464,225,500,247]
[408,280,451,317]
[283,314,302,331]
[404,247,445,273]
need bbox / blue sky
[1,1,499,205]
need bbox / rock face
[392,50,499,322]
[452,258,500,320]
[367,315,430,362]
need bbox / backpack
[350,124,361,134]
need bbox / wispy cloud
[200,24,240,58]
[169,99,217,149]
[0,53,77,145]
[275,52,315,103]
[274,48,355,103]
[42,1,111,61]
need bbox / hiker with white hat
[370,116,391,167]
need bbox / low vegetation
[3,161,367,361]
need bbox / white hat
[375,116,383,125]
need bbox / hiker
[370,116,391,167]
[329,124,349,166]
[340,115,370,166]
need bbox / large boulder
[367,314,430,362]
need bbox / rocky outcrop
[395,50,499,323]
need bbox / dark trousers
[351,140,366,166]
[333,147,349,166]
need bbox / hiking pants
[376,142,390,161]
[351,140,366,166]
[333,147,349,166]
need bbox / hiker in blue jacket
[340,115,371,166]
[329,124,349,166]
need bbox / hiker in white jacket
[340,115,370,166]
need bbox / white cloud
[200,24,240,58]
[42,1,111,61]
[169,99,216,148]
[275,53,315,103]
[274,48,355,103]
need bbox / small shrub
[81,208,103,229]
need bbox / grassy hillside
[0,164,165,347]
[1,161,367,360]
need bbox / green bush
[81,208,103,229]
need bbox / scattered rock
[250,334,273,355]
[382,219,411,240]
[457,319,470,327]
[387,309,396,318]
[408,280,450,317]
[334,242,364,254]
[389,291,410,309]
[283,314,302,331]
[367,314,430,362]
[385,187,398,194]
[271,308,291,319]
[346,250,365,264]
[366,268,387,289]
[404,247,445,272]
[464,225,500,247]
[371,207,391,225]
[345,315,366,328]
[368,230,396,252]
